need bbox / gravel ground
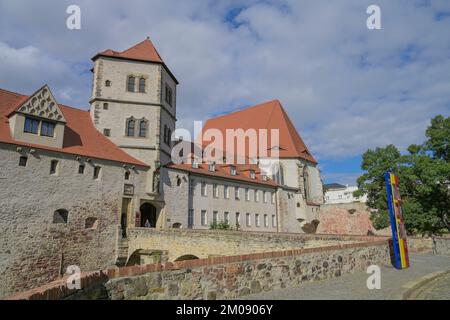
[240,254,450,300]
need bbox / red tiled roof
[95,38,164,64]
[0,88,148,167]
[201,99,317,163]
[92,38,179,84]
[166,162,277,187]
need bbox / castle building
[0,38,323,297]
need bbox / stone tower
[90,38,178,196]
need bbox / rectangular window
[230,165,236,176]
[93,166,101,180]
[235,212,240,227]
[255,214,260,227]
[246,213,251,227]
[255,190,259,202]
[263,191,268,203]
[212,211,218,224]
[264,214,269,227]
[272,215,277,227]
[50,160,59,175]
[19,156,28,167]
[78,164,85,174]
[24,117,39,134]
[209,163,215,171]
[40,121,55,137]
[189,180,194,194]
[272,192,276,204]
[201,181,207,196]
[224,185,229,199]
[224,212,229,224]
[245,188,250,201]
[201,210,207,226]
[188,209,194,229]
[103,128,111,137]
[213,184,218,198]
[235,187,240,200]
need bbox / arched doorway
[140,202,158,228]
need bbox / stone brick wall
[6,239,389,300]
[0,143,147,297]
[317,203,376,235]
[105,241,389,300]
[125,228,376,262]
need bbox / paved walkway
[241,254,450,300]
[407,271,450,300]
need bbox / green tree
[356,115,450,236]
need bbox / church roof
[0,87,148,167]
[201,99,317,163]
[92,38,179,84]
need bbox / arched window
[303,166,309,200]
[127,76,135,92]
[139,119,147,137]
[126,118,135,137]
[138,78,146,93]
[53,209,68,224]
[125,171,130,180]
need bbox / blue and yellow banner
[385,172,410,269]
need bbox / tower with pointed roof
[90,38,178,207]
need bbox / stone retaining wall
[126,228,380,262]
[433,237,450,256]
[6,239,389,300]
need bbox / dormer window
[230,165,236,176]
[208,162,216,172]
[24,117,39,134]
[40,121,55,137]
[250,170,256,179]
[192,159,199,169]
[262,175,268,181]
[127,76,135,92]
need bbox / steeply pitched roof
[0,87,148,167]
[201,99,317,163]
[92,38,179,84]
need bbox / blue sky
[0,0,449,185]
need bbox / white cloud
[0,0,449,169]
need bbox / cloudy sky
[0,0,449,185]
